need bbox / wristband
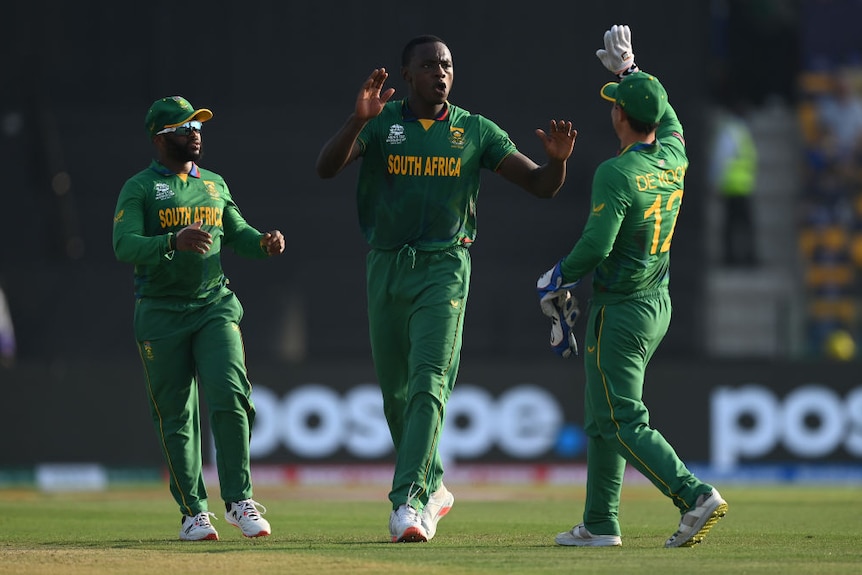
[618,63,640,79]
[168,232,176,252]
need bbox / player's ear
[618,107,631,125]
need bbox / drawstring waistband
[397,244,417,269]
[386,243,467,269]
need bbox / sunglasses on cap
[156,120,202,136]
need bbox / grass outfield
[0,483,859,574]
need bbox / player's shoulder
[379,99,405,119]
[196,166,225,182]
[446,102,470,117]
[120,166,158,191]
[448,104,489,124]
[449,106,509,138]
[596,154,629,174]
[362,99,402,132]
[594,154,640,187]
[125,166,153,181]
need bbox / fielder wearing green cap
[113,95,285,541]
[537,25,728,548]
[599,71,668,124]
[145,95,213,138]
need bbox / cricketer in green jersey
[113,96,285,541]
[316,35,576,543]
[537,25,728,548]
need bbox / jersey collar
[401,99,450,122]
[620,139,661,156]
[150,159,201,178]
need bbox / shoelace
[190,511,216,528]
[236,499,267,520]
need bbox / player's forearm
[560,238,606,282]
[315,114,366,179]
[225,227,271,259]
[656,102,683,142]
[222,207,270,259]
[559,218,618,282]
[525,159,567,199]
[113,232,174,265]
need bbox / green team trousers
[582,291,713,536]
[134,291,255,516]
[366,245,470,511]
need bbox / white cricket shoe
[225,499,271,538]
[421,484,454,540]
[665,489,728,548]
[555,523,622,547]
[180,511,219,541]
[389,504,428,543]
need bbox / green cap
[600,72,667,124]
[144,96,213,138]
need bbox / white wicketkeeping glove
[596,24,635,76]
[540,291,580,358]
[537,260,580,358]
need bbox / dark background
[3,1,833,470]
[0,0,716,367]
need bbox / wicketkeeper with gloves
[537,25,728,549]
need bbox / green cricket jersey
[356,99,518,251]
[113,160,268,300]
[561,103,687,304]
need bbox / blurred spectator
[0,283,15,368]
[799,66,862,357]
[710,98,759,266]
[816,68,862,172]
[823,327,856,361]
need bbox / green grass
[0,483,860,574]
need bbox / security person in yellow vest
[710,100,758,266]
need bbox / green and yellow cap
[600,72,667,124]
[145,96,213,138]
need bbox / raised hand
[535,120,577,163]
[355,68,397,121]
